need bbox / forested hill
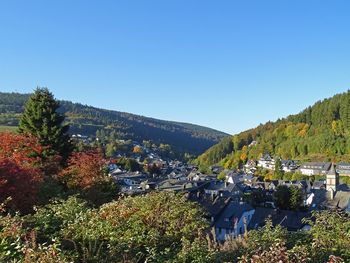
[195,90,350,170]
[0,92,228,155]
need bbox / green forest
[0,92,228,156]
[195,90,350,170]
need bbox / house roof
[248,207,310,231]
[327,164,337,176]
[300,162,331,171]
[204,180,226,191]
[311,185,350,210]
[312,180,325,189]
[188,193,230,219]
[214,202,254,229]
[225,183,243,193]
[336,162,350,170]
[260,153,273,160]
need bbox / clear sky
[1,1,350,134]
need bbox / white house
[336,162,350,177]
[214,202,255,241]
[300,162,331,176]
[281,160,299,173]
[257,153,275,170]
[115,172,148,186]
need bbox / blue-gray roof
[214,202,254,229]
[248,207,310,231]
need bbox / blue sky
[1,1,349,134]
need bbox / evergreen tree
[289,185,304,211]
[274,185,290,209]
[18,88,72,160]
[273,158,284,180]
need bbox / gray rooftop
[214,202,254,229]
[248,207,310,231]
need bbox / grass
[0,125,17,132]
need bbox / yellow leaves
[240,152,248,162]
[298,123,309,137]
[264,174,273,181]
[133,146,143,153]
[331,120,337,133]
[331,120,344,135]
[224,159,233,169]
[285,123,296,137]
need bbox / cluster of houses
[108,156,350,242]
[244,154,299,174]
[71,134,92,144]
[246,153,350,177]
[74,133,350,242]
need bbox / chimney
[330,188,335,200]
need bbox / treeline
[0,92,228,156]
[195,90,350,170]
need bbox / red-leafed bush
[0,132,44,167]
[0,133,50,213]
[60,150,106,190]
[59,150,118,205]
[0,158,42,213]
[0,132,61,176]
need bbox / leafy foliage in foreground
[0,193,215,263]
[218,211,350,263]
[0,192,349,262]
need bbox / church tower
[326,163,339,193]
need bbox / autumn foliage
[0,132,45,213]
[59,150,118,205]
[59,150,106,190]
[0,132,44,167]
[0,159,41,213]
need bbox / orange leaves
[297,123,309,138]
[133,146,143,154]
[60,150,106,190]
[0,132,44,168]
[240,152,248,162]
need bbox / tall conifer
[19,88,72,160]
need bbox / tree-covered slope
[0,92,228,155]
[195,90,350,169]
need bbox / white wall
[215,209,255,241]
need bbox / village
[104,142,350,242]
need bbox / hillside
[195,90,350,170]
[0,92,228,156]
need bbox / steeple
[326,163,339,193]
